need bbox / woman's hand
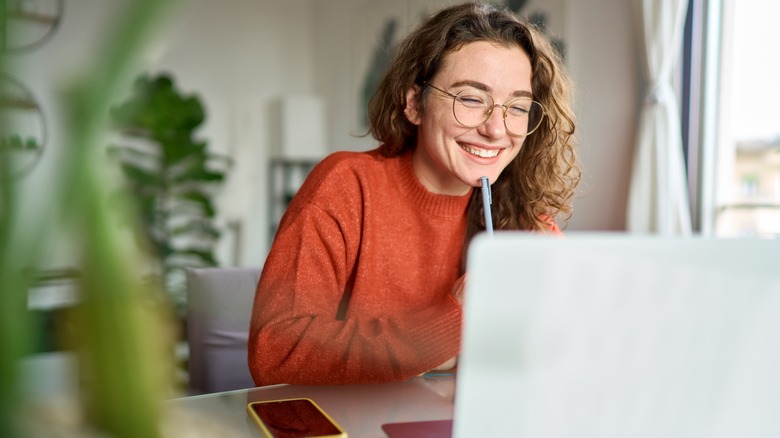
[432,356,457,371]
[451,274,467,305]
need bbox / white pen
[480,176,493,237]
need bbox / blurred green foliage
[1,0,180,437]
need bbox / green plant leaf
[169,220,220,239]
[168,191,216,217]
[166,248,217,266]
[167,154,226,184]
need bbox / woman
[248,2,579,385]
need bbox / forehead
[434,41,533,93]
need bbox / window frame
[681,0,725,236]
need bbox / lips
[460,143,500,158]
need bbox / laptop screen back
[454,233,780,438]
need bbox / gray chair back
[185,267,261,394]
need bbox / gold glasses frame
[424,82,546,136]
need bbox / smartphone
[246,398,347,438]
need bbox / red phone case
[381,419,452,438]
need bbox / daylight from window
[716,0,780,238]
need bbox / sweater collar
[395,150,471,218]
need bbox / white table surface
[166,374,456,438]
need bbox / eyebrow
[450,80,533,99]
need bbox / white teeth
[461,144,499,158]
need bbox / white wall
[19,0,639,271]
[565,0,639,231]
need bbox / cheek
[420,112,456,141]
[418,105,478,144]
[425,101,459,129]
[507,138,527,158]
[435,114,474,140]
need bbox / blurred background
[9,0,637,275]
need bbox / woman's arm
[248,194,462,386]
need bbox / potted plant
[107,74,231,314]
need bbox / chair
[185,267,261,394]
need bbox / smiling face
[404,41,534,196]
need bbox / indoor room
[3,0,778,436]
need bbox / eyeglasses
[425,83,546,136]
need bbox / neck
[411,149,471,196]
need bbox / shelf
[267,158,319,246]
[0,96,40,111]
[9,10,60,26]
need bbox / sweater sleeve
[248,159,462,386]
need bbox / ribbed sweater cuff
[407,299,463,369]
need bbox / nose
[478,104,507,138]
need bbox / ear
[403,85,422,125]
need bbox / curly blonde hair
[368,2,580,242]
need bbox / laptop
[453,232,780,438]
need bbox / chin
[471,171,501,186]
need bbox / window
[689,0,780,238]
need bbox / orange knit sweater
[248,149,471,385]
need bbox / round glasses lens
[504,99,544,136]
[452,89,493,128]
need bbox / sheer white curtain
[627,0,692,235]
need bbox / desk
[167,374,455,437]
